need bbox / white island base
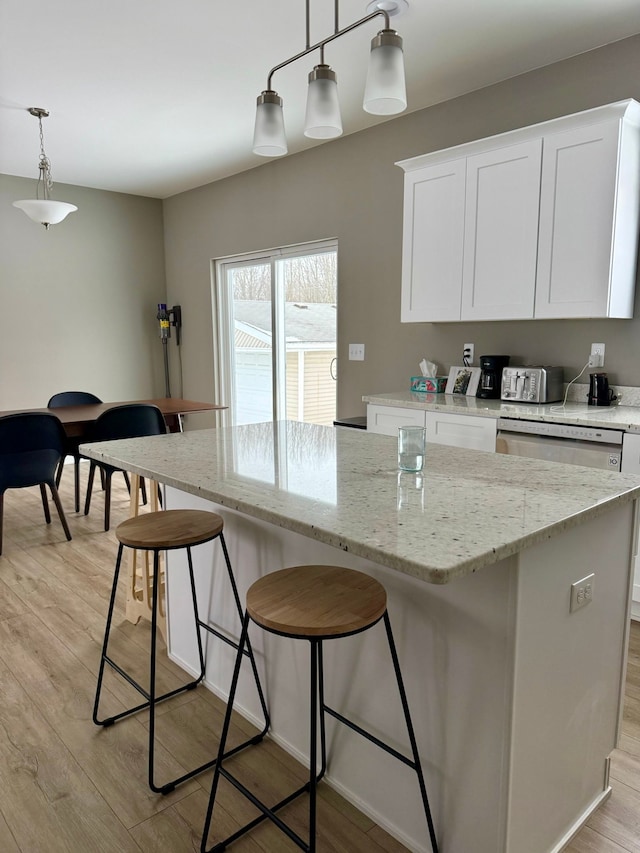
[163,486,634,853]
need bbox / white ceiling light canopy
[252,0,408,157]
[13,107,78,230]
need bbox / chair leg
[0,492,4,556]
[84,462,97,516]
[55,458,63,488]
[140,477,148,506]
[40,483,52,524]
[48,481,72,542]
[73,453,81,513]
[104,471,113,531]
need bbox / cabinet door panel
[425,411,496,452]
[535,120,623,318]
[367,404,426,436]
[401,160,466,322]
[461,140,542,320]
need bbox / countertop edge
[81,439,640,585]
[363,392,640,432]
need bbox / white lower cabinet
[367,404,497,452]
[621,433,640,618]
[425,411,497,452]
[366,404,426,436]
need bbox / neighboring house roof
[233,301,337,344]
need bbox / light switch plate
[349,343,365,361]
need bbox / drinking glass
[398,425,426,472]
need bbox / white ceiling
[2,0,640,199]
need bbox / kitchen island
[81,421,640,853]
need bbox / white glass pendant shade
[304,65,342,139]
[13,199,78,229]
[253,90,288,157]
[363,30,407,115]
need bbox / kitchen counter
[80,420,640,584]
[363,389,640,432]
[81,422,640,853]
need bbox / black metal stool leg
[186,545,206,682]
[93,543,126,725]
[309,640,319,853]
[201,610,251,853]
[147,548,165,793]
[383,612,439,853]
[317,641,327,780]
[218,533,270,735]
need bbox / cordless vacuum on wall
[157,303,182,398]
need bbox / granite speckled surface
[81,420,640,585]
[363,390,640,432]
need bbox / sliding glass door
[214,241,337,426]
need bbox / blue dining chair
[82,404,167,531]
[48,391,103,513]
[0,412,72,555]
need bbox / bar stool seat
[201,564,439,853]
[93,509,270,795]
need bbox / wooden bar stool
[201,564,439,853]
[92,509,270,795]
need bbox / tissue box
[410,376,447,393]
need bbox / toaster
[500,366,564,403]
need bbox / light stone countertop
[81,420,640,585]
[363,390,640,432]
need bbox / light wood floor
[0,466,639,852]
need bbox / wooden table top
[0,398,225,437]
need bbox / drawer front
[367,405,426,436]
[425,411,496,452]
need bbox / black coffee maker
[588,372,616,406]
[477,355,511,399]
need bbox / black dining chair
[82,404,167,531]
[0,412,72,555]
[48,391,103,513]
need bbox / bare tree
[231,253,337,303]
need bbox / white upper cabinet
[397,100,640,322]
[535,119,638,318]
[461,140,542,320]
[400,159,466,322]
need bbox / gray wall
[0,174,167,409]
[163,33,640,419]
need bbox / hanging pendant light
[252,0,408,158]
[253,90,288,157]
[13,107,78,230]
[304,64,342,139]
[363,29,407,115]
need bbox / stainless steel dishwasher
[496,417,623,471]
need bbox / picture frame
[445,365,481,396]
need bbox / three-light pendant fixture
[253,0,409,157]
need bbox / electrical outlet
[349,343,365,361]
[463,343,474,365]
[589,343,605,368]
[570,573,595,613]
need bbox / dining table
[0,397,225,436]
